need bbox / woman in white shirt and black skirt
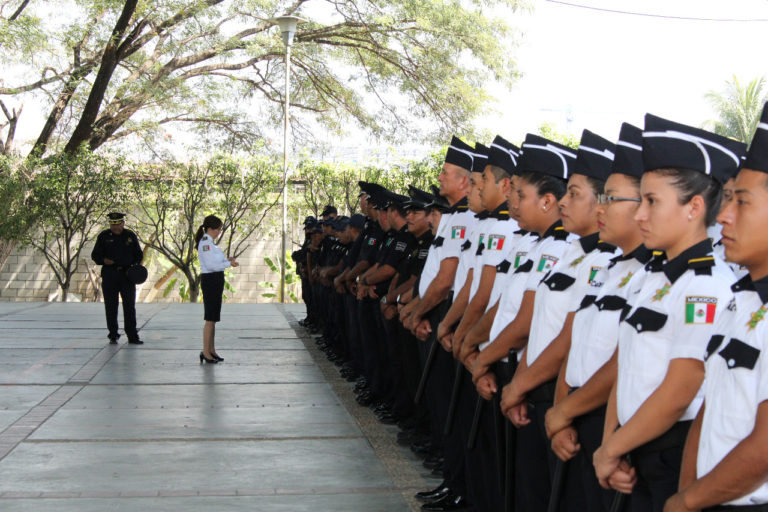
[195,215,238,363]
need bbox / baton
[414,337,439,404]
[547,458,567,512]
[609,491,626,512]
[443,360,464,436]
[491,393,505,492]
[466,395,484,450]
[504,418,515,512]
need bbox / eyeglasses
[597,194,641,205]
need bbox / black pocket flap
[718,338,760,370]
[432,236,444,247]
[624,307,667,333]
[542,272,575,292]
[578,294,596,310]
[497,260,511,274]
[705,335,724,361]
[461,240,472,252]
[595,295,627,312]
[515,259,533,274]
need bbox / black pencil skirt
[201,271,225,322]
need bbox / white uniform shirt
[198,234,232,274]
[486,222,573,359]
[487,230,537,311]
[697,274,768,506]
[469,204,518,301]
[566,245,654,388]
[452,214,480,294]
[616,240,736,425]
[419,198,470,297]
[525,232,619,366]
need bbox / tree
[132,155,280,302]
[0,0,521,157]
[537,122,579,149]
[0,155,37,268]
[705,75,767,143]
[23,150,123,301]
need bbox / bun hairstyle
[518,171,568,200]
[650,168,722,227]
[195,215,223,247]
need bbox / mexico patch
[536,255,558,272]
[514,251,527,269]
[487,234,505,250]
[588,266,601,284]
[368,238,377,246]
[451,226,466,239]
[202,245,210,252]
[685,296,717,324]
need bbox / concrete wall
[0,223,304,304]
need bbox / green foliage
[0,0,523,157]
[23,149,124,300]
[0,155,36,244]
[260,252,299,303]
[132,154,281,302]
[536,123,580,149]
[705,75,768,143]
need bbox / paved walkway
[0,302,437,511]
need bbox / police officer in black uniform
[91,212,144,344]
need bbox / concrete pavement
[0,302,438,511]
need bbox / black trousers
[629,444,685,512]
[101,266,138,341]
[344,294,362,374]
[570,411,616,512]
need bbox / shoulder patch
[202,245,210,252]
[451,226,466,240]
[513,251,528,269]
[487,234,505,250]
[536,255,558,273]
[685,296,717,324]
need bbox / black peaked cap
[517,133,577,180]
[642,113,747,183]
[744,101,768,174]
[575,129,615,181]
[444,136,475,172]
[611,123,644,178]
[488,135,520,175]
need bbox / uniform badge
[202,245,210,252]
[747,305,767,330]
[395,241,407,252]
[368,238,377,246]
[588,266,601,285]
[537,255,558,272]
[514,251,527,269]
[618,272,633,288]
[451,226,466,239]
[487,234,505,250]
[652,282,671,302]
[685,296,717,324]
[569,254,586,268]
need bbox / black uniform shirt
[398,230,434,287]
[91,228,143,269]
[358,220,385,265]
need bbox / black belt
[527,379,557,403]
[705,505,768,512]
[632,420,692,456]
[568,386,607,418]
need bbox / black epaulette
[432,236,444,247]
[553,226,569,241]
[688,256,715,276]
[489,210,510,220]
[514,229,528,235]
[645,252,666,272]
[461,240,472,252]
[475,211,490,220]
[596,240,617,253]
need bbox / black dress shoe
[421,492,469,511]
[415,482,450,503]
[127,338,144,344]
[422,455,444,470]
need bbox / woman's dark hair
[518,171,568,200]
[195,215,223,247]
[582,175,605,196]
[649,168,722,226]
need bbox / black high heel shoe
[212,353,224,362]
[199,352,218,364]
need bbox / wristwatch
[380,296,388,305]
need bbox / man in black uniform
[91,212,144,344]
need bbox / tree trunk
[188,282,199,303]
[60,285,68,302]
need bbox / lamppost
[270,14,304,303]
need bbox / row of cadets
[664,101,768,511]
[401,136,476,511]
[545,122,655,512]
[592,114,747,512]
[355,188,416,424]
[501,129,621,511]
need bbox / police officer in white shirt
[593,114,746,512]
[545,123,652,511]
[195,215,239,364]
[664,102,768,512]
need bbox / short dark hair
[518,171,567,200]
[649,168,722,226]
[582,175,605,196]
[487,165,512,184]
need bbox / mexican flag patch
[202,245,210,252]
[588,266,601,284]
[537,255,558,272]
[514,251,527,269]
[487,234,505,250]
[685,296,717,324]
[451,226,466,239]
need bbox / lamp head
[271,15,305,46]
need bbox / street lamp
[270,14,305,304]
